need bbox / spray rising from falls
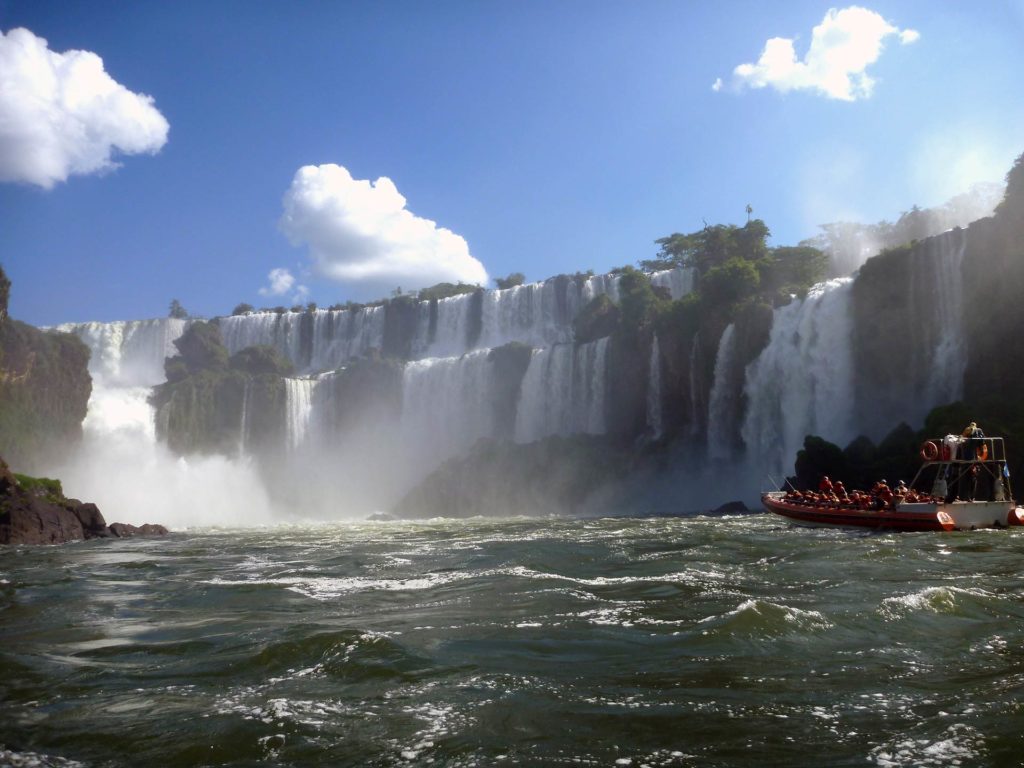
[50,318,276,528]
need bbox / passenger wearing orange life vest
[892,480,908,507]
[819,475,834,494]
[873,479,894,509]
[834,480,849,503]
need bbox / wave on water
[696,598,833,639]
[869,723,985,767]
[879,586,996,621]
[0,750,86,768]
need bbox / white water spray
[49,318,276,528]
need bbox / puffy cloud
[279,164,488,294]
[0,27,169,189]
[715,7,919,101]
[260,268,294,296]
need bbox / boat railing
[920,436,1007,465]
[914,436,1012,502]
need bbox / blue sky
[2,1,1022,325]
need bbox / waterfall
[401,350,497,463]
[514,338,609,443]
[51,318,189,440]
[219,312,302,370]
[688,331,702,437]
[54,318,188,388]
[478,281,574,350]
[285,377,318,451]
[915,228,967,407]
[707,324,738,460]
[309,305,386,371]
[741,279,855,479]
[582,273,621,304]
[417,294,475,358]
[216,267,692,375]
[650,266,696,300]
[44,317,276,528]
[219,306,387,373]
[646,334,663,439]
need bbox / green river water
[2,514,1023,766]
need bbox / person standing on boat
[962,422,985,460]
[819,476,834,494]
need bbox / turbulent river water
[2,514,1023,767]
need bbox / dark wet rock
[109,522,169,538]
[708,500,751,515]
[0,454,167,545]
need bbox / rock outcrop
[0,265,92,471]
[0,455,168,545]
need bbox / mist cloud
[714,6,919,101]
[279,164,488,294]
[0,27,169,188]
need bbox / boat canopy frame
[911,436,1013,502]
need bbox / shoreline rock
[0,456,168,545]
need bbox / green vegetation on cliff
[151,322,288,456]
[417,282,480,302]
[0,265,92,471]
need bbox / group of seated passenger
[782,476,942,509]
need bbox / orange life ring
[920,441,939,461]
[976,442,989,461]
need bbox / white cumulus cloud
[258,267,309,301]
[279,164,488,294]
[715,6,919,101]
[0,27,169,189]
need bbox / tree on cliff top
[645,219,770,275]
[169,321,227,374]
[617,267,666,334]
[0,265,9,325]
[995,152,1024,219]
[495,272,526,290]
[168,299,188,319]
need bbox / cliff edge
[0,265,92,471]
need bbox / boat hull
[762,492,954,532]
[763,492,1024,532]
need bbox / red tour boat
[762,434,1024,532]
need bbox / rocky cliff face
[0,266,92,472]
[151,323,290,457]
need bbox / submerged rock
[708,500,752,516]
[0,455,168,545]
